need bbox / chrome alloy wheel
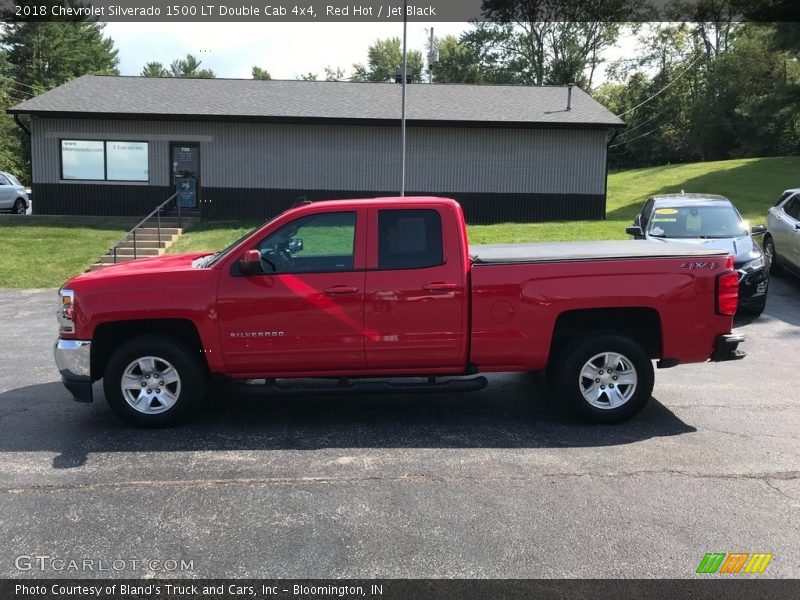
[763,239,774,268]
[578,352,638,410]
[120,356,181,414]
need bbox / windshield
[647,205,747,239]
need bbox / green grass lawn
[171,156,800,252]
[0,221,125,288]
[1,156,797,288]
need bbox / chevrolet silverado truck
[55,197,744,427]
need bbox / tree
[141,62,170,77]
[299,72,318,80]
[463,0,638,88]
[251,66,272,80]
[352,37,424,83]
[430,35,483,83]
[169,54,215,78]
[0,21,119,98]
[323,66,347,81]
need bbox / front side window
[647,205,747,239]
[378,209,443,270]
[61,140,149,181]
[256,211,356,274]
[783,196,800,220]
[0,175,10,186]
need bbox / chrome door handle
[423,282,458,291]
[324,286,360,295]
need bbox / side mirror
[626,225,645,239]
[750,224,767,235]
[238,249,263,275]
[288,236,303,253]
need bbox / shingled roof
[8,75,625,128]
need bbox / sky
[104,22,637,84]
[104,22,468,80]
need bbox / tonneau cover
[470,240,728,265]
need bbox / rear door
[774,195,800,267]
[363,206,466,371]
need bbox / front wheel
[554,334,654,424]
[103,335,207,427]
[12,198,26,215]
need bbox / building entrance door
[171,144,200,208]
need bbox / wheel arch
[548,307,663,366]
[91,319,208,380]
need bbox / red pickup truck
[55,197,744,427]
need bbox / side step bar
[235,376,489,397]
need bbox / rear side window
[378,209,443,270]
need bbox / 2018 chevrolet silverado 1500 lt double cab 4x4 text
[54,197,745,427]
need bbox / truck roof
[294,196,462,212]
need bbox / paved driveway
[0,278,798,578]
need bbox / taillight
[58,288,75,334]
[716,263,739,316]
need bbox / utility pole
[400,0,407,196]
[427,27,435,83]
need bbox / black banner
[0,0,799,23]
[2,579,799,600]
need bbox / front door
[217,209,368,375]
[171,144,200,208]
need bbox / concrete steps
[90,215,199,271]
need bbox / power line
[617,54,703,118]
[615,106,672,139]
[608,121,676,149]
[0,74,38,92]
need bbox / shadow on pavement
[0,373,696,469]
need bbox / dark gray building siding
[30,116,610,223]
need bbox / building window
[60,140,149,182]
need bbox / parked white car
[764,188,800,276]
[0,171,29,215]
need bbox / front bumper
[738,266,768,305]
[54,339,93,402]
[710,333,746,362]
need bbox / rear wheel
[12,198,26,215]
[103,335,206,427]
[763,236,782,275]
[554,333,654,424]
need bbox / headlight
[58,289,75,334]
[738,255,765,275]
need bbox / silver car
[0,171,29,215]
[764,188,800,276]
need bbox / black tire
[12,198,26,215]
[103,335,207,427]
[763,236,782,275]
[554,333,654,424]
[739,296,767,317]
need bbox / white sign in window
[61,140,105,180]
[106,141,149,181]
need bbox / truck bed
[470,240,728,265]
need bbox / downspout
[13,113,30,137]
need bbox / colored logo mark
[696,552,773,574]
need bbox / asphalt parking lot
[0,278,798,579]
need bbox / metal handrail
[110,192,180,264]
